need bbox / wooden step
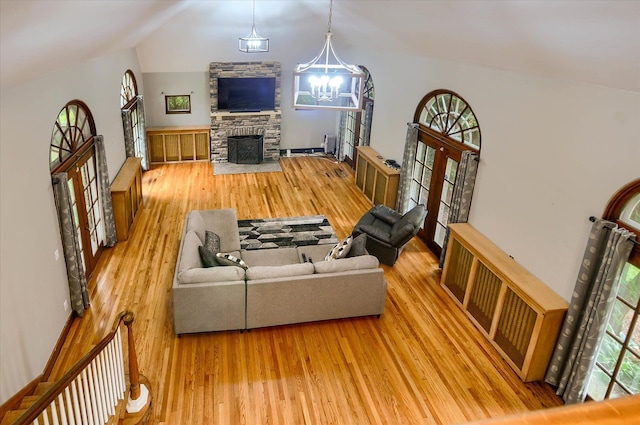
[18,395,40,410]
[1,408,27,425]
[33,382,54,396]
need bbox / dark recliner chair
[352,204,427,266]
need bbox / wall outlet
[54,249,60,261]
[63,300,69,312]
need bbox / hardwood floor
[51,157,563,424]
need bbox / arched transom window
[50,101,96,171]
[418,91,480,149]
[120,70,138,108]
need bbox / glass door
[67,146,104,277]
[409,132,461,257]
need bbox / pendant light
[239,0,269,53]
[292,0,364,111]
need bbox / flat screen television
[217,77,276,112]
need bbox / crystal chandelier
[292,0,364,110]
[238,0,269,53]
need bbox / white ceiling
[1,0,639,92]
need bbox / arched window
[587,179,640,400]
[411,90,480,256]
[120,70,148,169]
[50,101,96,172]
[341,66,374,168]
[121,69,138,108]
[50,100,104,276]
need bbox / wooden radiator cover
[440,223,568,382]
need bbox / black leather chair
[352,204,427,266]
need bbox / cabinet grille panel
[180,134,194,160]
[443,240,473,302]
[164,135,180,161]
[495,289,537,368]
[195,133,209,160]
[149,135,164,163]
[467,262,501,332]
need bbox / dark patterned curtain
[545,218,635,403]
[52,173,90,316]
[396,123,419,213]
[121,108,134,157]
[94,135,117,247]
[439,150,479,267]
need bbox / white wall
[0,49,142,404]
[348,47,640,301]
[141,70,337,150]
[142,72,210,127]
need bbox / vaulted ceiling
[1,0,639,92]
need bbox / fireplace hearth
[228,135,264,164]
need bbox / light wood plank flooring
[51,157,563,424]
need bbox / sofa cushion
[178,266,245,284]
[186,211,206,243]
[241,247,300,267]
[204,230,221,253]
[346,233,368,257]
[198,246,219,268]
[246,263,315,280]
[216,252,248,269]
[314,255,379,274]
[179,231,204,273]
[324,235,353,261]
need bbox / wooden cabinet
[147,126,210,164]
[111,157,143,241]
[440,223,568,382]
[355,146,400,209]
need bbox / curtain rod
[408,122,477,156]
[589,216,640,245]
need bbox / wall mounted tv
[217,77,276,112]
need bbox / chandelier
[292,0,364,110]
[238,0,269,53]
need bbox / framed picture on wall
[165,95,191,114]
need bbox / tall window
[587,179,640,400]
[50,101,104,276]
[120,70,144,159]
[341,67,374,168]
[412,90,480,256]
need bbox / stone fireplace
[209,62,281,163]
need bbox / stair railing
[11,310,147,425]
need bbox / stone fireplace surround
[209,62,281,163]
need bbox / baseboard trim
[0,313,75,421]
[43,313,75,380]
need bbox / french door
[66,145,104,277]
[410,129,461,257]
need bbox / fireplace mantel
[211,110,280,121]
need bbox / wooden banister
[11,310,139,424]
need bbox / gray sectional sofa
[172,209,388,335]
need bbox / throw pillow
[204,230,221,254]
[198,246,219,268]
[346,233,368,257]
[216,252,248,269]
[324,235,353,261]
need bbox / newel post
[123,312,149,413]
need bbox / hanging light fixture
[238,0,269,53]
[292,0,364,111]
